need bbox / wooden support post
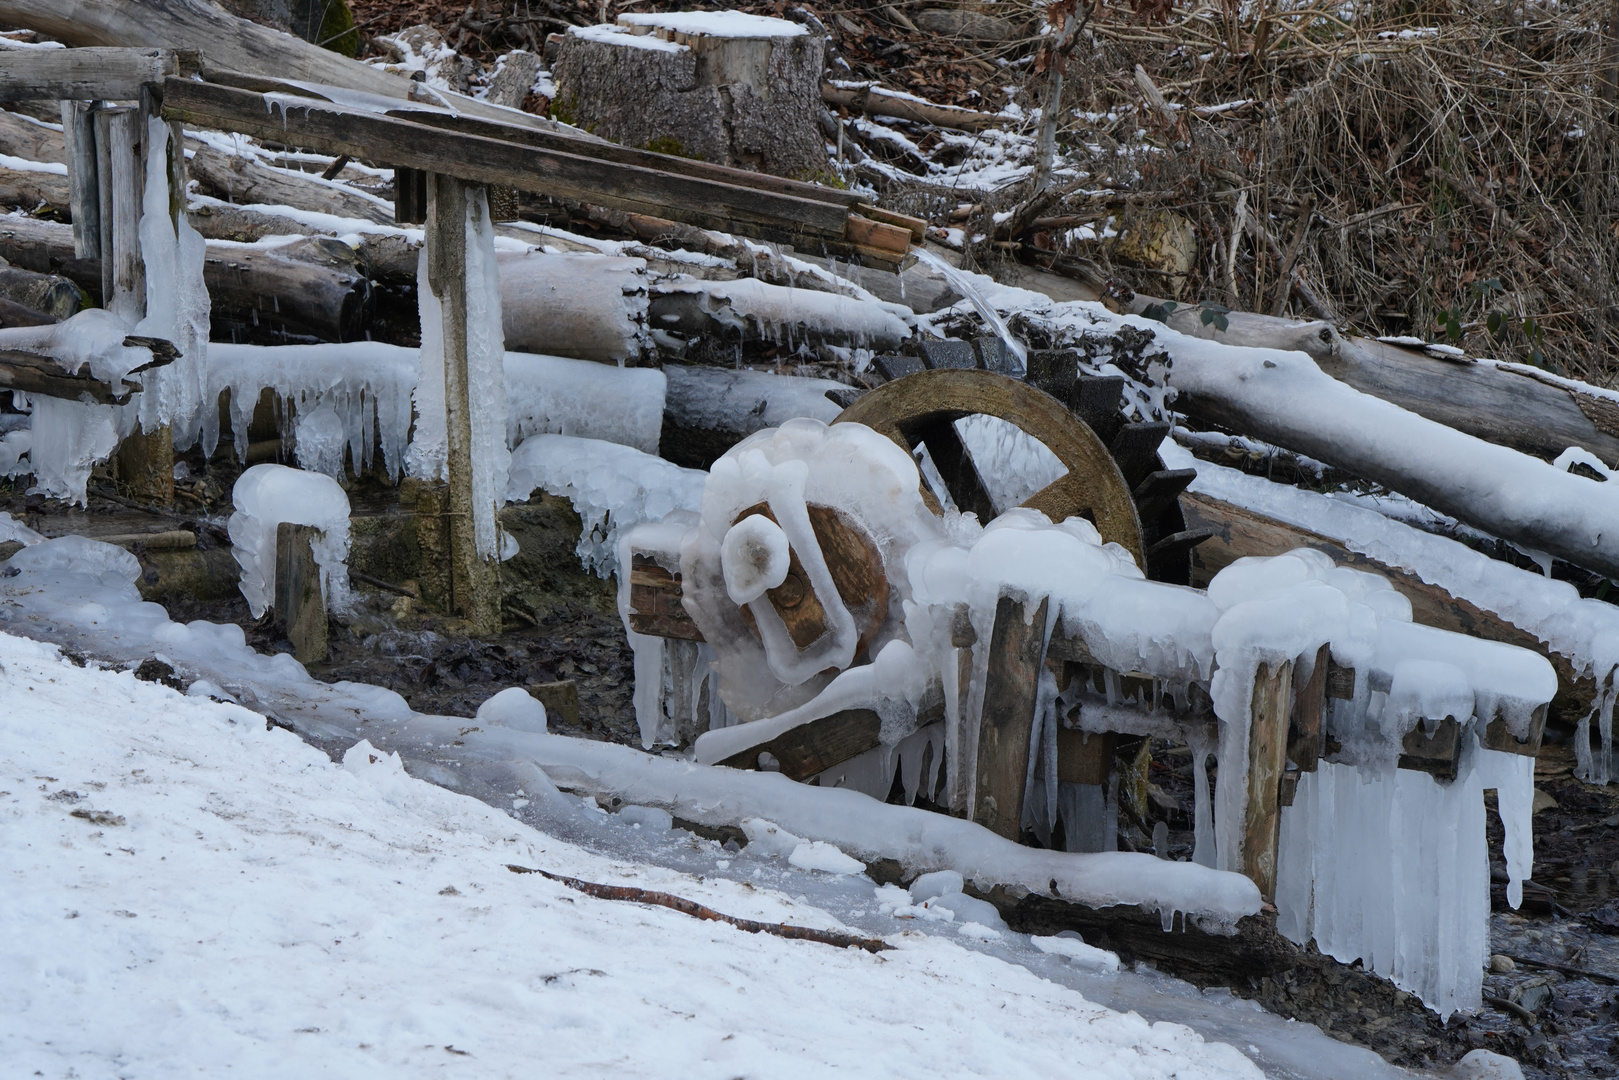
[410,480,454,612]
[274,522,328,663]
[1244,659,1294,899]
[973,594,1050,839]
[94,104,146,323]
[425,172,499,635]
[1288,643,1330,773]
[62,101,101,261]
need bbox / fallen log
[0,344,141,403]
[659,364,846,469]
[822,81,1003,132]
[0,215,369,341]
[0,164,69,214]
[0,295,58,328]
[0,0,582,137]
[187,144,394,226]
[0,265,81,320]
[0,107,65,162]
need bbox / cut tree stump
[274,521,328,664]
[551,15,826,178]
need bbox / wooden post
[1288,643,1330,773]
[274,522,328,663]
[62,101,101,261]
[973,594,1050,839]
[94,104,146,323]
[425,172,499,634]
[1243,659,1294,899]
[410,480,454,612]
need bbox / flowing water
[913,247,1028,373]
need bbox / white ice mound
[1031,933,1122,973]
[721,512,790,604]
[227,464,352,619]
[7,534,141,583]
[476,687,548,733]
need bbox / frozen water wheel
[835,368,1203,580]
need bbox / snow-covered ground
[0,629,1267,1079]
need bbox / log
[0,164,69,213]
[0,345,141,402]
[498,250,646,363]
[0,0,579,136]
[822,82,1002,132]
[0,266,81,320]
[0,46,191,101]
[0,295,57,328]
[716,708,883,779]
[0,216,370,341]
[0,107,65,162]
[186,145,394,225]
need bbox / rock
[551,15,827,178]
[911,9,1020,42]
[1449,1049,1525,1080]
[1531,787,1558,813]
[1591,898,1619,933]
[1488,953,1516,973]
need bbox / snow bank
[0,630,1264,1079]
[226,465,352,618]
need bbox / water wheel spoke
[913,418,998,522]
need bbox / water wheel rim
[833,368,1147,572]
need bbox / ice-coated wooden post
[1243,659,1295,899]
[972,594,1050,840]
[274,521,328,663]
[424,172,500,634]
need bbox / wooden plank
[627,557,705,641]
[1244,659,1293,899]
[1483,704,1547,757]
[1056,728,1114,785]
[160,79,856,246]
[1398,718,1461,781]
[1288,643,1330,772]
[718,708,883,780]
[0,46,188,102]
[845,213,913,255]
[426,174,499,634]
[1183,489,1596,728]
[274,521,328,663]
[973,594,1050,839]
[62,102,100,262]
[858,204,928,244]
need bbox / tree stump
[551,14,826,179]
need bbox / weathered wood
[914,417,998,521]
[974,594,1050,839]
[530,679,581,728]
[1056,727,1114,785]
[845,213,912,256]
[1182,489,1596,729]
[116,424,174,506]
[1244,659,1293,899]
[1397,718,1461,781]
[274,521,328,664]
[0,296,57,329]
[93,104,144,324]
[0,46,188,102]
[0,164,69,214]
[627,555,704,641]
[718,708,883,780]
[1288,643,1330,773]
[0,0,577,136]
[187,145,394,226]
[0,266,80,321]
[1484,705,1547,757]
[0,346,139,403]
[426,173,499,634]
[159,79,861,252]
[409,480,454,613]
[822,82,1002,132]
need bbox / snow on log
[822,81,1003,132]
[649,276,911,352]
[497,251,647,363]
[186,144,394,226]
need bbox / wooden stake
[973,595,1050,840]
[62,101,101,262]
[1243,659,1294,899]
[94,104,146,324]
[274,522,328,663]
[426,172,499,634]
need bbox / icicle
[1186,725,1217,868]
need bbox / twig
[1484,995,1538,1025]
[505,864,892,952]
[350,569,418,598]
[1505,953,1619,985]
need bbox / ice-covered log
[658,363,846,468]
[1126,315,1619,580]
[186,145,394,226]
[649,276,911,351]
[497,251,647,363]
[552,14,825,179]
[0,0,583,136]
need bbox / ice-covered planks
[408,174,508,633]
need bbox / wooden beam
[718,708,883,780]
[1244,659,1293,899]
[627,556,704,641]
[1288,643,1330,772]
[274,522,328,664]
[62,102,100,262]
[160,79,858,250]
[973,594,1050,839]
[94,103,144,324]
[1397,718,1461,781]
[426,174,499,634]
[0,346,139,403]
[0,46,190,102]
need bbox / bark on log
[0,108,65,162]
[0,265,81,320]
[822,82,1002,132]
[0,165,69,214]
[187,145,394,225]
[0,0,580,136]
[0,215,369,341]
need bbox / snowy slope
[0,631,1262,1080]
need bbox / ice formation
[226,464,353,618]
[503,352,665,455]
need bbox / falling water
[913,248,1027,373]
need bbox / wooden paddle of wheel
[833,368,1147,571]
